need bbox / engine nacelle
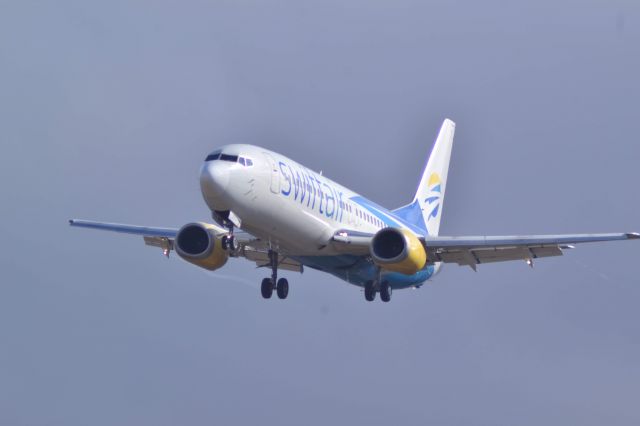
[174,222,229,271]
[370,228,427,275]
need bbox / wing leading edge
[69,219,178,237]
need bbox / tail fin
[393,119,455,236]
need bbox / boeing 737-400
[70,119,639,302]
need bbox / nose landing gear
[221,234,237,251]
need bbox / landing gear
[363,280,392,303]
[215,210,238,252]
[380,281,392,303]
[221,235,237,251]
[364,281,376,302]
[276,278,289,299]
[261,278,273,299]
[261,250,289,300]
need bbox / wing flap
[436,245,564,267]
[242,249,303,273]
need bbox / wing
[69,219,178,237]
[68,219,303,272]
[331,229,639,270]
[424,233,639,270]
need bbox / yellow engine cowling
[174,222,229,271]
[370,228,427,275]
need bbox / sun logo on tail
[424,173,442,220]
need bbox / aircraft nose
[200,162,229,198]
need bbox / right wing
[68,219,303,272]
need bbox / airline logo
[424,173,442,220]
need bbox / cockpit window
[238,156,254,167]
[220,154,238,162]
[206,152,254,167]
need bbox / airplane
[69,119,639,302]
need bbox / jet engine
[174,222,229,271]
[370,227,427,275]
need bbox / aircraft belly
[293,255,435,289]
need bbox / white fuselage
[200,144,389,256]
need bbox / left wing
[423,233,639,270]
[332,229,639,270]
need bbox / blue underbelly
[293,255,434,289]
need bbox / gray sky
[1,1,640,425]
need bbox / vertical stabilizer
[394,119,455,236]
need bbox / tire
[261,278,273,299]
[380,282,392,303]
[364,281,376,302]
[276,278,289,299]
[227,236,237,251]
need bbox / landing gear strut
[261,250,289,300]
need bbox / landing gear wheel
[227,236,237,251]
[380,282,392,303]
[364,281,376,302]
[222,235,237,251]
[276,278,289,299]
[261,278,273,299]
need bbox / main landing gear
[261,250,289,300]
[364,280,392,303]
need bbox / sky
[1,1,639,425]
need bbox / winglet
[627,232,640,239]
